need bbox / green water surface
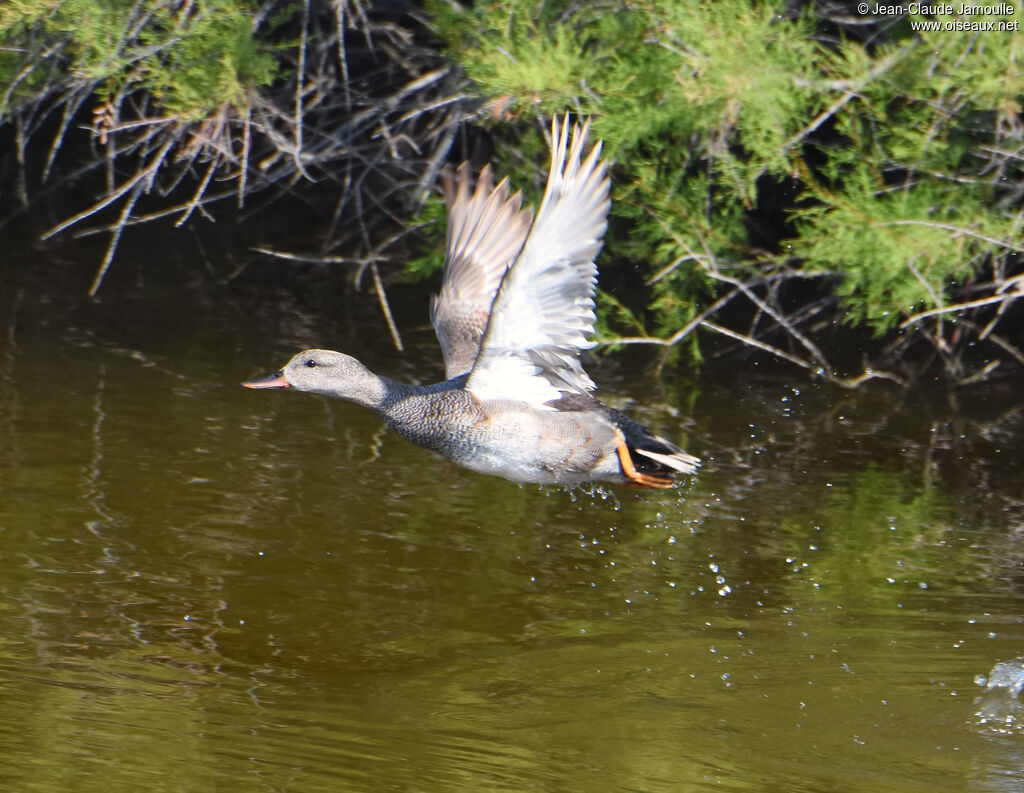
[1,252,1023,792]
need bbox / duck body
[246,348,696,488]
[387,384,614,485]
[244,117,699,488]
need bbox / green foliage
[795,176,1002,333]
[0,0,279,119]
[138,3,280,115]
[400,192,449,283]
[593,289,649,347]
[428,0,1023,340]
[792,29,1024,332]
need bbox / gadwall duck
[244,116,699,488]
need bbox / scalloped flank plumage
[244,116,699,488]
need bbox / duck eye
[305,359,317,368]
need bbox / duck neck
[371,375,416,412]
[346,372,399,412]
[375,375,469,442]
[308,370,396,411]
[375,377,445,416]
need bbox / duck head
[243,349,386,406]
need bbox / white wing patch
[466,116,611,408]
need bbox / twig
[175,158,218,227]
[781,89,858,153]
[370,261,403,351]
[252,246,393,265]
[292,0,312,179]
[42,85,92,182]
[956,360,1001,386]
[238,102,251,209]
[41,135,177,240]
[704,268,835,373]
[899,289,1024,328]
[905,255,943,307]
[700,320,822,373]
[879,220,1024,253]
[89,182,143,295]
[987,332,1024,368]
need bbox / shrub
[428,0,1024,384]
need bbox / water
[2,242,1024,791]
[975,658,1024,732]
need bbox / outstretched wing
[466,115,610,407]
[430,162,534,379]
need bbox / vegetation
[0,0,278,118]
[428,0,1024,385]
[1,0,473,349]
[2,0,1023,385]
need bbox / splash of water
[974,657,1024,732]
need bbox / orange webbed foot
[615,434,674,489]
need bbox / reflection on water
[2,253,1024,792]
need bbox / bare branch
[899,288,1024,328]
[879,220,1024,253]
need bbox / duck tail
[611,414,700,488]
[633,444,701,475]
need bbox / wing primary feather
[465,115,612,407]
[432,160,534,379]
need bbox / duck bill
[242,370,291,389]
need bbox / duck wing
[430,162,534,379]
[466,116,610,407]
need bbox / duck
[243,116,699,488]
